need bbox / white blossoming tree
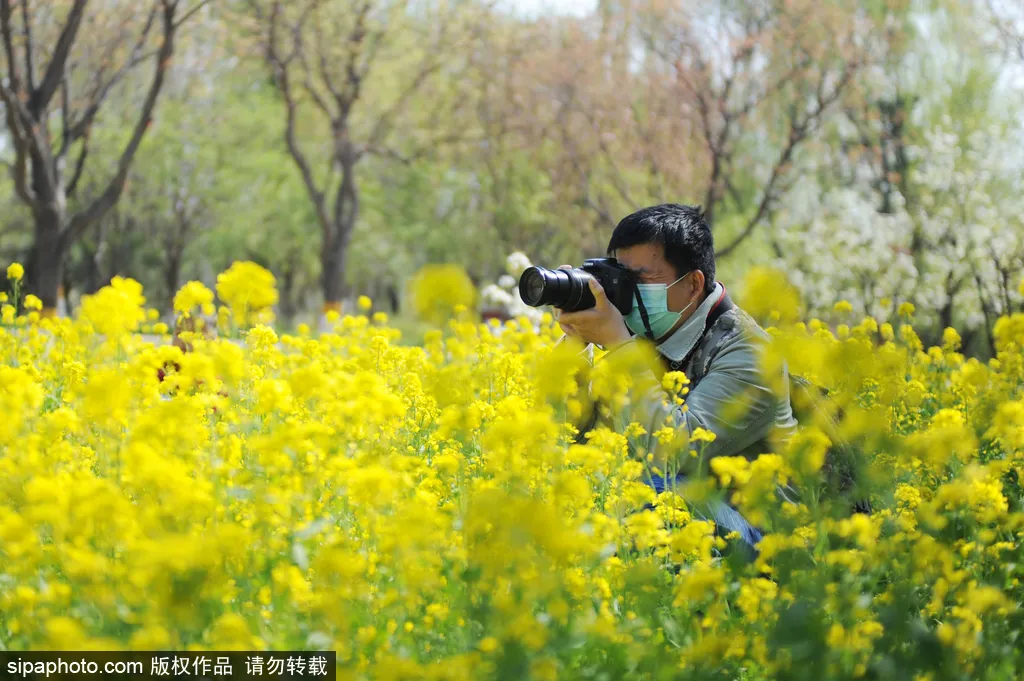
[768,6,1024,355]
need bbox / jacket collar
[656,281,725,363]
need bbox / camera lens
[518,266,595,312]
[520,268,548,305]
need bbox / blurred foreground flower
[174,281,215,318]
[739,267,802,325]
[80,276,147,338]
[216,261,278,328]
[409,264,477,326]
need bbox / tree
[770,2,1024,355]
[636,0,875,256]
[0,0,210,310]
[243,0,483,313]
[987,0,1024,61]
[479,0,878,264]
[463,13,598,267]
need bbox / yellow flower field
[2,264,1024,681]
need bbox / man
[556,204,798,555]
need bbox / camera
[518,257,636,316]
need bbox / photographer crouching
[520,204,798,559]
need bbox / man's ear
[691,270,706,296]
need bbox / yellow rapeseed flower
[216,261,278,327]
[174,281,215,316]
[833,300,854,316]
[0,260,1018,680]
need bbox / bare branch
[716,62,857,257]
[366,58,444,149]
[715,125,800,258]
[354,19,386,88]
[60,75,70,152]
[0,0,22,91]
[342,0,372,106]
[61,5,160,157]
[63,0,179,247]
[29,0,88,118]
[311,14,344,107]
[364,3,469,150]
[258,0,331,234]
[361,128,486,164]
[0,74,54,197]
[174,0,214,28]
[20,0,33,93]
[66,129,91,197]
[0,85,34,204]
[360,144,411,164]
[297,47,335,118]
[987,0,1024,61]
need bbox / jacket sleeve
[620,332,784,474]
[557,336,600,439]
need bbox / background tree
[242,0,485,314]
[0,0,210,311]
[485,0,878,267]
[0,0,1020,356]
[987,0,1024,61]
[769,0,1024,354]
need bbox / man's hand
[554,265,632,349]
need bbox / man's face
[613,243,705,321]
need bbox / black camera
[518,257,636,316]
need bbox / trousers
[644,473,763,561]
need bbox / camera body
[518,257,636,316]
[577,258,636,316]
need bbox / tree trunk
[322,158,359,310]
[279,264,297,325]
[165,252,182,313]
[27,206,66,311]
[933,299,954,347]
[60,261,75,315]
[90,219,109,294]
[321,228,357,311]
[387,284,399,314]
[321,234,343,312]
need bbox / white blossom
[505,252,533,277]
[774,111,1024,340]
[481,284,514,307]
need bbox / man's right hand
[553,265,631,349]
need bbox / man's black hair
[606,204,716,295]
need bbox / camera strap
[632,287,656,341]
[632,283,732,344]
